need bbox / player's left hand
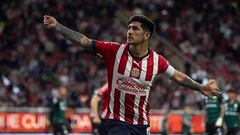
[200,79,221,99]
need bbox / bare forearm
[172,71,202,91]
[56,23,92,48]
[179,76,202,91]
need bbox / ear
[144,32,151,40]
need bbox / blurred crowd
[0,0,239,110]
[125,0,240,109]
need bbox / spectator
[0,0,239,110]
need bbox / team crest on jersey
[131,67,140,78]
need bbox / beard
[127,38,144,45]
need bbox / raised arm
[171,70,221,98]
[43,15,92,48]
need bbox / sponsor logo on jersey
[116,77,148,95]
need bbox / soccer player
[91,83,108,135]
[182,106,191,135]
[43,15,221,135]
[161,110,169,135]
[204,95,224,135]
[49,86,69,135]
[223,89,240,135]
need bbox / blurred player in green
[161,110,169,135]
[49,86,69,135]
[223,89,240,135]
[182,106,191,135]
[204,95,224,135]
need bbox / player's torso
[204,97,221,123]
[182,114,191,134]
[111,45,159,90]
[205,98,221,115]
[224,101,239,116]
[111,45,158,103]
[106,45,159,125]
[53,100,67,124]
[224,101,240,128]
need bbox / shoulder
[151,50,167,60]
[95,40,121,46]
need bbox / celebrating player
[43,14,221,135]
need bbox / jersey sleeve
[98,83,108,97]
[158,55,175,77]
[92,40,120,60]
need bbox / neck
[129,41,149,58]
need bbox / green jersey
[182,113,191,135]
[161,116,168,135]
[204,97,222,124]
[50,99,67,124]
[224,100,240,129]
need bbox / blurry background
[0,0,240,134]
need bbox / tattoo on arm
[56,23,92,48]
[179,76,202,91]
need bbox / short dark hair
[128,15,155,38]
[228,89,237,93]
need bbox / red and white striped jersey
[93,40,173,125]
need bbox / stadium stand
[0,0,239,110]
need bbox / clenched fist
[43,15,58,29]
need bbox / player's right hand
[43,15,57,29]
